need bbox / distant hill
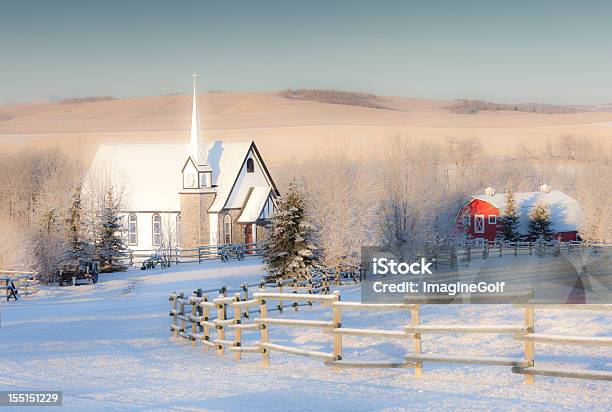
[1,90,611,166]
[59,96,116,104]
[280,89,395,110]
[448,99,584,114]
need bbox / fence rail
[169,285,611,384]
[421,239,610,270]
[124,242,266,267]
[0,270,40,301]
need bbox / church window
[246,158,254,173]
[152,213,162,246]
[128,213,138,245]
[223,214,232,244]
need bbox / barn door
[474,214,485,234]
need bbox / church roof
[90,143,185,211]
[472,190,584,233]
[205,140,254,213]
[90,140,271,214]
[237,187,271,223]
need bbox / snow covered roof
[472,190,584,233]
[90,143,185,211]
[205,140,254,212]
[89,140,267,214]
[238,187,271,223]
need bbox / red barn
[454,185,584,242]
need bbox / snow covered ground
[0,258,610,411]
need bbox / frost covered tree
[65,184,93,270]
[528,202,553,240]
[263,182,319,280]
[498,186,520,241]
[95,188,128,272]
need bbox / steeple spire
[187,72,207,165]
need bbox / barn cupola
[539,184,551,193]
[484,186,496,197]
[184,72,212,188]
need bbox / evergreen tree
[95,188,128,272]
[498,186,520,241]
[263,183,319,280]
[528,202,554,241]
[66,184,91,269]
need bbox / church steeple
[187,72,207,165]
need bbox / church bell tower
[179,73,216,249]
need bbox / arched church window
[223,214,232,244]
[128,213,138,245]
[246,158,254,173]
[152,213,162,247]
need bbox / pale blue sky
[1,0,611,104]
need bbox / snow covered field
[1,259,610,411]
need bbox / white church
[90,75,280,251]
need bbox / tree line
[269,134,611,277]
[0,150,128,281]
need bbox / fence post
[196,288,203,341]
[499,242,503,257]
[411,304,422,377]
[241,284,250,320]
[190,292,197,347]
[130,251,133,267]
[524,304,535,384]
[175,292,185,340]
[216,296,226,356]
[332,291,342,362]
[202,294,210,351]
[277,280,283,313]
[323,271,329,294]
[529,241,533,255]
[259,286,270,368]
[170,292,178,338]
[293,278,299,311]
[515,242,518,257]
[198,246,202,264]
[233,293,242,361]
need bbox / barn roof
[472,190,584,233]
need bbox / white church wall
[224,150,272,209]
[122,211,180,252]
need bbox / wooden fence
[424,240,610,270]
[169,287,612,384]
[124,242,266,267]
[0,270,39,301]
